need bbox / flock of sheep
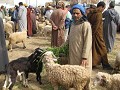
[3,15,52,51]
[2,16,120,90]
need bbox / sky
[14,0,53,6]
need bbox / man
[18,2,27,32]
[0,17,9,74]
[68,4,92,73]
[50,1,67,47]
[87,1,112,70]
[45,6,53,21]
[103,1,120,53]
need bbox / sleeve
[18,7,24,20]
[93,13,102,35]
[82,22,92,59]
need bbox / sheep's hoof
[23,84,29,88]
[39,81,42,85]
[23,46,26,49]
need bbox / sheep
[4,22,13,39]
[43,25,52,38]
[45,19,51,25]
[112,52,120,73]
[93,72,120,90]
[3,48,44,90]
[4,16,11,22]
[37,22,46,35]
[8,30,27,51]
[7,21,15,32]
[42,51,90,90]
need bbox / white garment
[18,5,27,32]
[45,10,53,20]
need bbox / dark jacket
[0,17,9,73]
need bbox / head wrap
[71,4,85,15]
[70,4,87,20]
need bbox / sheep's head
[93,72,110,87]
[29,48,44,63]
[42,51,57,64]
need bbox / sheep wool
[43,51,90,90]
[95,72,120,90]
[8,30,27,51]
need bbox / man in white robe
[18,2,27,32]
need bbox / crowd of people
[0,1,120,89]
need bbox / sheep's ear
[53,58,57,62]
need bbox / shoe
[103,66,113,70]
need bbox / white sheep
[4,16,11,22]
[42,51,90,90]
[4,22,13,39]
[8,30,27,51]
[7,21,15,32]
[37,22,46,35]
[113,52,120,72]
[43,25,52,38]
[93,72,120,90]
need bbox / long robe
[50,9,67,47]
[68,20,92,72]
[103,8,120,52]
[0,17,9,73]
[18,5,27,32]
[31,11,37,34]
[87,9,108,66]
[27,8,32,36]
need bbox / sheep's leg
[36,72,42,84]
[52,84,58,90]
[75,84,83,90]
[83,79,90,90]
[22,73,28,87]
[3,75,9,89]
[53,86,58,90]
[24,72,29,87]
[17,70,23,81]
[22,41,26,49]
[7,76,16,90]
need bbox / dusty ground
[0,33,120,90]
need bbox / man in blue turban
[67,3,92,87]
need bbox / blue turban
[71,4,85,15]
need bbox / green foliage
[46,45,69,57]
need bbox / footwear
[103,66,113,70]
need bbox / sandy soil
[0,33,120,90]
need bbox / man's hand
[81,59,88,68]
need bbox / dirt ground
[0,33,120,90]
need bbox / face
[100,5,106,12]
[72,9,83,21]
[93,73,107,87]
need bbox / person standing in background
[50,1,67,47]
[103,1,120,53]
[64,5,72,41]
[27,5,33,37]
[18,2,27,32]
[87,1,113,70]
[45,6,53,21]
[0,17,9,74]
[31,9,37,35]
